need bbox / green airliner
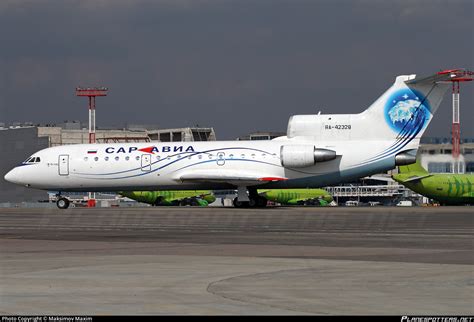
[122,188,333,207]
[258,188,333,206]
[120,190,216,206]
[392,162,474,205]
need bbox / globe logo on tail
[384,89,431,134]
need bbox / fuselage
[120,190,216,205]
[4,138,403,192]
[259,188,333,205]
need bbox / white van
[396,200,413,207]
[345,200,359,207]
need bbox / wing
[176,169,287,186]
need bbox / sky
[0,0,472,139]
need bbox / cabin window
[156,156,161,160]
[125,156,130,161]
[208,154,213,159]
[115,156,119,161]
[229,154,234,159]
[241,154,245,159]
[94,157,99,161]
[105,156,109,161]
[84,157,88,161]
[198,155,202,159]
[251,154,256,158]
[135,156,140,161]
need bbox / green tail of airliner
[398,161,429,176]
[393,160,474,205]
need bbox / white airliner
[4,70,464,208]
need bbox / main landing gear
[232,186,268,208]
[233,197,267,208]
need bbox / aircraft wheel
[56,197,70,209]
[257,197,268,207]
[233,197,242,208]
[248,198,258,207]
[233,197,248,208]
[190,199,199,206]
[154,197,164,206]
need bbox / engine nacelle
[395,149,417,166]
[280,145,336,168]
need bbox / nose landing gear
[56,194,70,209]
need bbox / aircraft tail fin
[398,160,428,175]
[287,69,472,144]
[361,69,471,141]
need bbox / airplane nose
[4,168,21,184]
[4,169,14,182]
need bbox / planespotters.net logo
[384,88,432,134]
[401,316,474,322]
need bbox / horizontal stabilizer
[363,175,395,182]
[403,174,432,182]
[405,69,473,85]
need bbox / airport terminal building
[419,137,474,173]
[0,126,49,203]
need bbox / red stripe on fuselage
[258,177,288,182]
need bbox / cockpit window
[24,157,40,163]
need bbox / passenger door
[58,155,69,176]
[141,154,152,172]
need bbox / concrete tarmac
[0,207,472,315]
